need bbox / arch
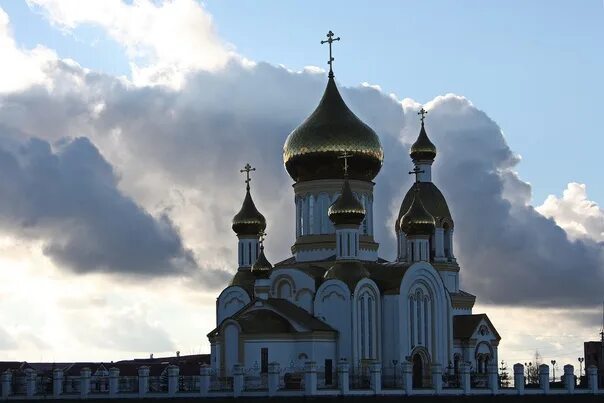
[222,320,241,376]
[216,286,251,325]
[353,279,381,363]
[295,288,314,313]
[411,346,431,388]
[399,262,451,368]
[475,342,494,374]
[314,279,352,361]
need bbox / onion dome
[232,188,266,236]
[328,178,366,226]
[410,120,436,162]
[399,184,435,236]
[251,245,272,278]
[283,75,384,182]
[324,260,369,291]
[396,182,453,232]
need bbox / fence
[0,362,602,399]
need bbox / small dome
[328,179,365,226]
[251,246,272,278]
[324,260,369,291]
[396,182,453,231]
[399,184,435,236]
[410,122,436,162]
[232,189,266,236]
[283,76,383,182]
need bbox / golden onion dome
[328,178,366,226]
[399,184,436,236]
[232,188,266,236]
[396,182,453,232]
[251,245,272,278]
[283,76,384,182]
[410,121,436,162]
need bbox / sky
[0,0,602,372]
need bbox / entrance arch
[412,354,423,388]
[411,347,431,388]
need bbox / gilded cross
[321,30,340,77]
[240,163,256,190]
[408,166,424,183]
[418,107,428,124]
[338,151,353,177]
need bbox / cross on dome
[418,107,428,124]
[240,163,256,190]
[321,30,340,77]
[408,166,424,183]
[338,151,352,177]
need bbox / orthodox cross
[240,163,255,190]
[321,30,340,77]
[259,231,267,247]
[408,166,424,183]
[338,151,352,177]
[418,107,428,124]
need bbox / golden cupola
[328,177,366,226]
[232,164,266,237]
[399,184,436,236]
[410,118,437,162]
[283,74,383,182]
[251,244,272,278]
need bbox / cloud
[0,135,196,277]
[537,182,604,242]
[26,0,233,87]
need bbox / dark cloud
[0,60,602,307]
[0,135,195,276]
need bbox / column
[200,365,211,396]
[488,364,499,394]
[304,361,317,396]
[539,364,549,394]
[587,365,598,394]
[563,364,574,394]
[268,362,280,397]
[25,369,36,398]
[53,368,64,397]
[337,361,349,395]
[513,364,524,395]
[402,361,412,395]
[167,365,179,396]
[1,370,11,399]
[109,367,119,397]
[448,229,455,258]
[460,362,470,394]
[137,366,150,397]
[80,367,91,399]
[369,362,381,394]
[432,363,443,394]
[232,364,244,397]
[434,227,445,261]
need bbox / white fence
[1,361,602,399]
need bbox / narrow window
[417,295,422,343]
[324,359,333,385]
[261,348,268,374]
[360,296,366,358]
[248,243,252,265]
[409,298,415,347]
[368,296,374,358]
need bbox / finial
[321,30,340,78]
[240,163,256,191]
[338,151,352,177]
[408,166,424,184]
[259,231,267,248]
[418,107,428,125]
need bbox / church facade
[208,47,500,387]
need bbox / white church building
[208,42,501,388]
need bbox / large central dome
[283,76,384,182]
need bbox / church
[208,32,501,388]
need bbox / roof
[453,314,501,341]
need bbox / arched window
[443,223,451,258]
[357,287,378,360]
[308,195,315,234]
[409,285,432,351]
[298,198,305,236]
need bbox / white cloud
[537,183,604,242]
[26,0,233,87]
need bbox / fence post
[1,370,11,399]
[304,361,317,396]
[53,368,63,397]
[268,362,280,396]
[80,367,91,399]
[563,364,574,394]
[488,364,499,394]
[402,361,412,395]
[108,367,119,397]
[337,361,349,395]
[513,364,524,395]
[587,366,598,394]
[200,365,211,396]
[460,362,471,394]
[167,365,179,396]
[232,364,244,397]
[25,369,36,398]
[538,364,549,394]
[370,362,381,394]
[432,363,443,394]
[137,366,149,397]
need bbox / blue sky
[3,0,603,204]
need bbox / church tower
[283,31,383,262]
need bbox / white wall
[243,338,336,370]
[216,286,251,325]
[314,280,352,362]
